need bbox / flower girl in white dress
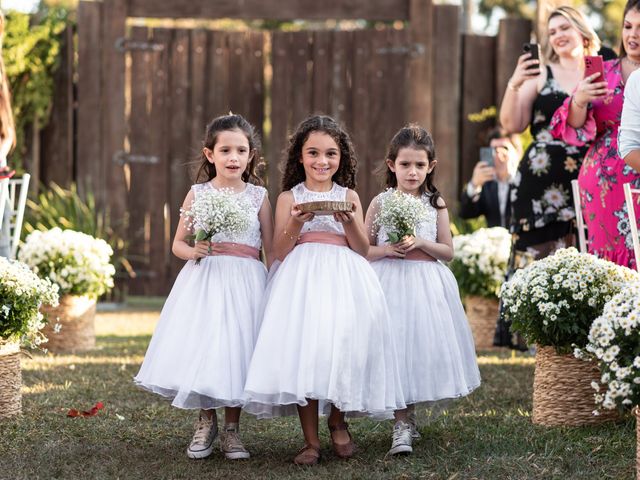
[243,115,404,465]
[365,125,481,456]
[135,114,273,460]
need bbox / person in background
[0,10,16,258]
[459,127,521,228]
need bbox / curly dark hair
[378,124,444,209]
[281,115,357,192]
[194,114,264,185]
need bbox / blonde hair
[0,11,15,152]
[543,6,601,63]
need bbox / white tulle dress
[370,190,481,405]
[134,182,268,410]
[243,182,405,419]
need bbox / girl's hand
[508,52,541,90]
[291,204,315,223]
[384,244,406,258]
[394,235,416,252]
[333,210,355,224]
[573,73,609,107]
[192,240,210,260]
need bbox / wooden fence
[33,0,531,295]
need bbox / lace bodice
[292,182,347,235]
[191,182,266,249]
[374,190,438,245]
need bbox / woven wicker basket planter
[41,294,96,354]
[465,295,499,350]
[0,342,21,419]
[532,346,617,426]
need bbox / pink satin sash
[296,232,349,247]
[208,242,261,260]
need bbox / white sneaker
[220,423,250,460]
[186,413,218,459]
[388,421,413,456]
[408,411,422,440]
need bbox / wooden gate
[120,28,264,295]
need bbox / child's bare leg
[328,404,350,444]
[297,400,320,448]
[224,407,241,424]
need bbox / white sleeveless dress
[370,190,481,404]
[134,182,268,410]
[243,182,405,419]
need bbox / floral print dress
[511,66,586,252]
[550,59,640,269]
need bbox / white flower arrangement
[373,189,429,243]
[577,282,640,412]
[18,228,115,299]
[181,187,251,264]
[449,227,511,299]
[0,257,59,348]
[501,247,638,353]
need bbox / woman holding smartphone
[497,6,600,348]
[550,0,640,269]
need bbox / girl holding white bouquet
[135,114,273,460]
[365,125,480,456]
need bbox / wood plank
[496,17,532,111]
[149,28,172,295]
[101,0,128,275]
[127,26,152,295]
[209,31,230,119]
[41,25,74,187]
[351,29,373,209]
[311,31,332,114]
[268,32,292,203]
[246,32,265,142]
[408,0,433,130]
[167,29,192,283]
[459,34,495,210]
[130,0,410,20]
[77,0,103,203]
[228,32,248,117]
[330,31,352,128]
[290,31,312,129]
[432,4,461,206]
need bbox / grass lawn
[0,309,635,479]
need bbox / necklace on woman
[625,56,640,68]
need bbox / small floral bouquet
[576,282,640,412]
[0,257,59,349]
[449,227,511,299]
[373,189,429,243]
[500,248,638,354]
[181,188,251,264]
[18,227,115,299]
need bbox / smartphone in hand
[479,147,495,167]
[584,55,604,80]
[522,43,540,72]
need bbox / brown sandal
[293,443,321,465]
[328,422,356,459]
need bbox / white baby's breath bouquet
[18,228,115,299]
[374,189,429,243]
[181,187,251,264]
[0,257,59,349]
[500,248,638,354]
[448,227,511,299]
[576,282,640,412]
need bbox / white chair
[0,173,30,259]
[571,179,587,253]
[623,182,640,268]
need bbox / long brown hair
[379,124,444,209]
[0,11,15,155]
[280,115,357,192]
[194,114,263,185]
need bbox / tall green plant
[22,182,133,279]
[3,6,70,171]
